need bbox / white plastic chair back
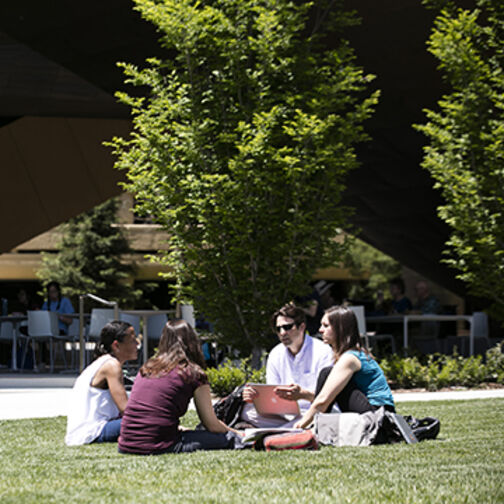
[181,304,195,328]
[67,318,81,339]
[88,308,115,339]
[146,313,168,341]
[472,312,489,339]
[27,310,59,337]
[348,305,370,351]
[0,321,14,341]
[119,313,141,337]
[348,305,367,336]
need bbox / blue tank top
[346,350,395,408]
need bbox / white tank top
[65,354,121,446]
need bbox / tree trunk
[250,345,263,370]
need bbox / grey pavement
[1,373,504,420]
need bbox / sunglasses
[276,323,296,333]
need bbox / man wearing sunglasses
[241,303,333,427]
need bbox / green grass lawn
[1,399,503,503]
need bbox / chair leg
[58,340,68,370]
[49,337,54,373]
[70,339,76,370]
[20,337,29,373]
[32,341,37,372]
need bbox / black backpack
[403,415,441,442]
[196,384,246,430]
[373,412,441,445]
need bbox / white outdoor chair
[88,308,115,341]
[349,305,396,354]
[146,313,168,343]
[471,312,490,355]
[66,318,85,370]
[0,320,24,369]
[84,308,115,365]
[119,313,141,338]
[22,311,69,373]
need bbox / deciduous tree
[108,0,379,357]
[416,0,504,319]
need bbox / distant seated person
[294,306,395,429]
[241,304,333,428]
[389,277,412,314]
[65,321,138,446]
[42,281,74,335]
[12,288,41,336]
[372,289,392,316]
[412,280,441,314]
[411,280,442,340]
[295,285,324,337]
[12,288,41,315]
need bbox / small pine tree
[37,198,142,308]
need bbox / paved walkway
[1,374,504,420]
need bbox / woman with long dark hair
[65,320,138,445]
[42,281,74,335]
[118,319,241,455]
[294,305,395,429]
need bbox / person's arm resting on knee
[91,358,128,414]
[194,384,241,435]
[294,353,360,429]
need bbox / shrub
[208,343,504,396]
[436,356,460,389]
[485,341,504,384]
[457,355,486,387]
[207,358,266,397]
[397,356,428,389]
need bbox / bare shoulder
[98,357,122,377]
[337,351,361,371]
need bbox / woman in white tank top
[65,320,138,446]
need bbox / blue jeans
[167,430,238,453]
[94,418,122,443]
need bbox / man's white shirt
[266,334,334,412]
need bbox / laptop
[248,384,301,417]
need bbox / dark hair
[94,320,133,359]
[46,281,61,311]
[324,305,364,360]
[140,319,207,383]
[390,277,405,294]
[270,303,306,332]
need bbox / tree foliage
[108,0,379,355]
[344,237,402,303]
[37,198,142,308]
[416,0,504,320]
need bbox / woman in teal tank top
[295,305,395,429]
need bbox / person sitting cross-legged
[241,303,334,428]
[65,321,138,446]
[118,320,243,455]
[294,305,395,430]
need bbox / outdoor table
[366,314,476,356]
[0,314,28,371]
[120,310,176,363]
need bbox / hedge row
[381,342,504,391]
[207,342,504,396]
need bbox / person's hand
[293,420,304,429]
[242,384,258,403]
[274,384,302,401]
[178,425,191,432]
